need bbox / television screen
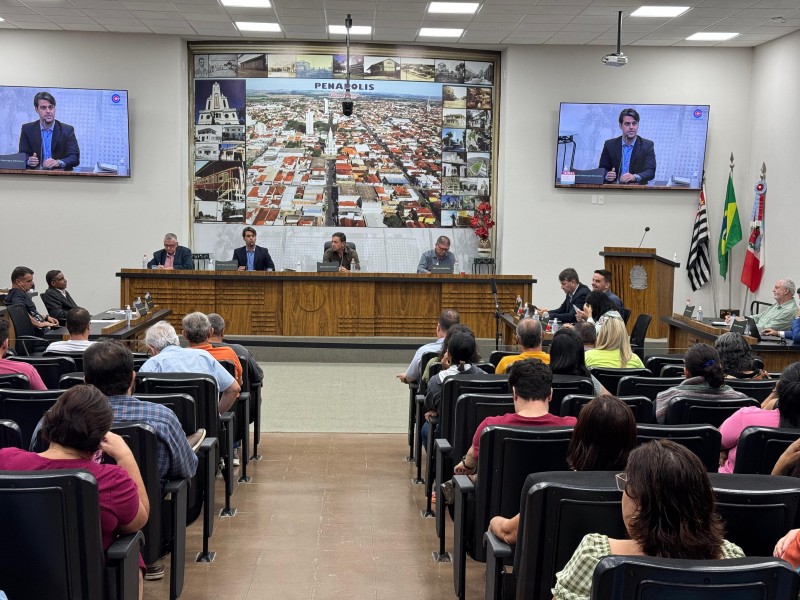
[0,86,130,177]
[555,103,710,190]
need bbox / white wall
[0,30,188,311]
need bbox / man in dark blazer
[598,107,656,185]
[41,270,79,325]
[18,91,80,171]
[537,268,590,324]
[232,226,275,271]
[147,233,194,269]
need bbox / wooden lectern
[600,247,680,338]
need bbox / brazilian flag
[718,173,742,279]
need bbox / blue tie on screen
[41,129,52,162]
[621,143,632,176]
[247,250,254,271]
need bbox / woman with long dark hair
[549,328,606,395]
[582,290,622,333]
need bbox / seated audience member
[584,318,645,370]
[322,231,359,272]
[41,270,78,325]
[591,269,624,311]
[496,318,550,374]
[5,266,59,332]
[552,440,745,600]
[421,324,479,386]
[232,226,275,271]
[489,395,636,544]
[537,268,590,324]
[0,385,149,596]
[577,290,622,332]
[0,319,47,389]
[718,362,800,473]
[182,312,242,385]
[454,360,577,478]
[139,321,240,413]
[45,307,94,353]
[147,233,194,270]
[774,526,800,570]
[743,278,798,331]
[417,235,456,273]
[654,343,750,423]
[714,331,769,380]
[549,328,606,395]
[396,309,460,384]
[207,313,264,387]
[575,321,597,350]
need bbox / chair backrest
[659,363,686,377]
[629,313,652,348]
[664,396,760,428]
[5,304,39,355]
[59,372,85,389]
[0,470,107,598]
[618,376,684,400]
[636,423,721,471]
[620,308,632,324]
[474,362,495,374]
[416,350,440,395]
[733,426,800,475]
[590,367,652,395]
[451,392,514,467]
[560,394,655,424]
[323,240,356,251]
[0,389,63,449]
[0,373,30,390]
[7,355,77,389]
[709,472,800,557]
[0,418,23,449]
[726,379,777,403]
[550,375,594,415]
[135,392,198,436]
[437,374,509,447]
[489,350,518,368]
[43,350,85,372]
[131,352,150,372]
[515,471,626,600]
[645,354,685,377]
[136,372,219,437]
[591,555,799,600]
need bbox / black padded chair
[413,358,442,484]
[659,363,685,377]
[645,354,684,377]
[452,425,574,600]
[590,367,652,395]
[0,418,23,449]
[664,396,760,428]
[4,303,47,355]
[220,359,251,483]
[6,355,77,389]
[636,423,721,471]
[560,394,655,424]
[0,388,62,449]
[489,350,518,368]
[485,471,625,600]
[59,371,85,389]
[733,426,800,475]
[475,362,496,374]
[236,350,264,461]
[750,299,772,315]
[0,470,144,599]
[43,350,85,372]
[111,422,188,600]
[727,379,777,403]
[550,375,594,416]
[0,373,30,389]
[406,349,439,463]
[132,352,150,372]
[629,313,651,361]
[620,307,632,324]
[617,375,684,400]
[591,555,799,599]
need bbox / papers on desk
[91,319,122,325]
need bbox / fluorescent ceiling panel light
[329,24,372,35]
[630,6,690,18]
[221,0,270,7]
[686,31,739,41]
[428,2,479,14]
[236,21,281,31]
[419,27,463,37]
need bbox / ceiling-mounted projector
[602,53,628,67]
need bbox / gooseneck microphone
[638,226,651,248]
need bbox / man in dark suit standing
[41,270,79,325]
[232,226,275,271]
[18,91,80,171]
[598,107,656,185]
[147,233,194,269]
[537,268,590,324]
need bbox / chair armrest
[163,478,188,600]
[485,530,513,600]
[453,474,475,497]
[435,438,452,455]
[484,530,513,559]
[106,530,144,600]
[453,474,475,599]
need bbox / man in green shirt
[750,278,798,331]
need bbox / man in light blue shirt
[140,321,240,413]
[396,309,460,383]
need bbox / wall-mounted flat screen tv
[0,86,130,177]
[555,103,709,190]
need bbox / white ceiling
[1,0,799,48]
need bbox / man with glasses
[41,270,79,325]
[747,278,798,333]
[763,285,800,342]
[417,235,456,273]
[147,232,194,270]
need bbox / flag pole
[728,153,734,312]
[702,171,719,317]
[741,162,767,315]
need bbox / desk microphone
[638,226,651,248]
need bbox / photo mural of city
[192,49,496,229]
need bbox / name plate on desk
[431,265,454,274]
[0,152,27,170]
[683,304,695,318]
[316,262,339,272]
[574,168,605,185]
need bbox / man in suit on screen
[19,91,80,171]
[232,226,275,271]
[598,107,656,185]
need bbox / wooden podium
[600,247,680,339]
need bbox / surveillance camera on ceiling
[602,52,628,67]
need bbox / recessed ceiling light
[221,0,270,7]
[329,24,372,35]
[630,6,690,18]
[235,21,281,31]
[686,31,739,41]
[428,2,479,14]
[419,27,464,37]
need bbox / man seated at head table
[417,235,456,273]
[5,266,59,332]
[0,319,47,389]
[762,284,800,341]
[146,233,194,270]
[731,278,797,332]
[41,269,79,326]
[322,231,360,272]
[496,318,550,375]
[536,267,590,324]
[232,226,275,271]
[45,307,94,353]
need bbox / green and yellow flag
[718,173,742,278]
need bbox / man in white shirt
[45,307,94,353]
